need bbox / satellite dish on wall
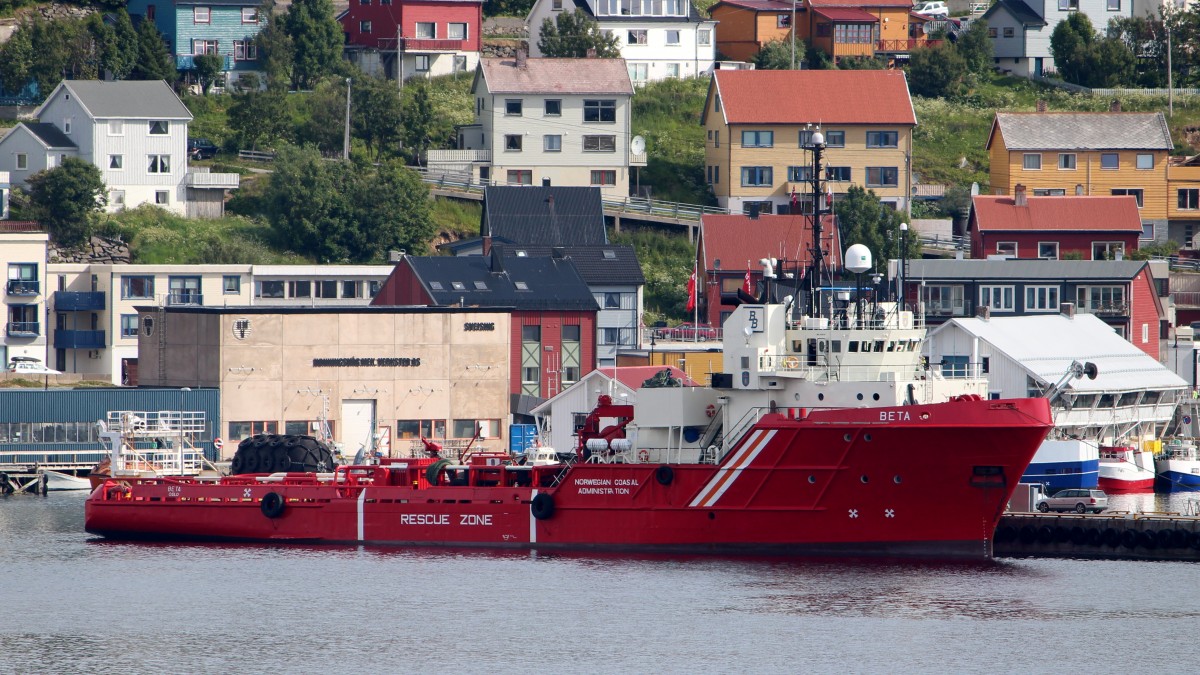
[630,135,645,154]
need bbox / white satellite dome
[844,244,872,274]
[811,130,825,146]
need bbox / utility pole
[1167,25,1173,117]
[343,77,351,160]
[791,0,797,69]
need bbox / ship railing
[115,447,209,475]
[106,410,207,436]
[398,438,478,460]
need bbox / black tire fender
[531,492,555,520]
[655,465,674,486]
[1121,529,1138,549]
[1102,528,1120,548]
[260,491,286,518]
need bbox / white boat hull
[43,470,93,491]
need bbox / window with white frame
[194,6,210,22]
[924,285,964,315]
[448,23,467,40]
[628,63,648,82]
[454,55,467,71]
[544,99,561,116]
[155,190,169,205]
[16,153,27,170]
[504,134,522,151]
[1179,188,1199,210]
[150,120,169,135]
[148,155,171,173]
[1023,153,1041,170]
[415,55,430,71]
[544,135,561,152]
[416,22,435,38]
[698,29,711,45]
[1108,0,1121,10]
[1091,241,1124,260]
[1141,223,1154,240]
[110,190,125,206]
[1077,285,1124,311]
[666,63,680,78]
[583,135,616,152]
[666,30,680,45]
[1033,188,1066,196]
[108,120,124,136]
[1059,153,1076,169]
[360,20,372,33]
[64,119,72,134]
[194,39,218,55]
[1038,242,1059,259]
[235,39,258,60]
[980,286,1014,311]
[1025,285,1059,311]
[109,155,122,170]
[628,29,647,45]
[242,7,258,23]
[996,241,1017,257]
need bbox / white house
[428,54,646,198]
[526,0,716,84]
[0,80,238,217]
[530,365,696,452]
[1,222,50,370]
[983,0,1135,78]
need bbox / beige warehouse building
[136,305,512,460]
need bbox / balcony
[176,54,234,70]
[631,151,647,167]
[876,39,943,53]
[1090,303,1129,316]
[186,169,241,190]
[167,292,204,306]
[6,280,40,296]
[6,322,40,337]
[378,37,467,53]
[54,329,106,349]
[54,291,106,311]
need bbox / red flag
[743,268,752,294]
[685,265,697,312]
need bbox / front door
[340,399,376,459]
[1034,58,1043,77]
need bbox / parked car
[659,322,718,341]
[913,1,949,17]
[1036,489,1108,514]
[188,138,219,160]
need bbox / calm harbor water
[3,491,1199,674]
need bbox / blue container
[509,424,537,454]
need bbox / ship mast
[804,128,829,319]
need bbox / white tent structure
[926,313,1187,443]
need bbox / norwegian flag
[685,264,697,312]
[743,267,753,294]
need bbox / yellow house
[1167,156,1200,249]
[701,69,917,215]
[986,110,1173,244]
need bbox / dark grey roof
[981,0,1046,26]
[493,244,645,285]
[993,112,1172,151]
[57,80,192,120]
[22,122,77,149]
[908,259,1147,281]
[406,254,600,311]
[482,186,608,246]
[575,2,709,23]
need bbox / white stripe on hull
[689,430,777,508]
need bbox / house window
[448,23,467,40]
[988,27,997,38]
[1058,0,1079,9]
[666,30,680,45]
[149,120,169,135]
[666,63,680,78]
[453,55,467,71]
[866,167,898,187]
[553,0,563,8]
[980,286,1015,311]
[698,29,711,45]
[415,22,435,39]
[1107,0,1119,9]
[787,166,812,182]
[1059,153,1076,170]
[826,166,851,182]
[1023,153,1041,170]
[1101,153,1119,169]
[64,119,72,134]
[583,135,616,152]
[256,280,284,298]
[628,63,648,82]
[942,355,969,378]
[1003,27,1015,37]
[121,276,154,299]
[777,14,791,28]
[866,131,898,148]
[825,131,845,147]
[628,29,647,45]
[194,6,210,23]
[1111,188,1144,208]
[194,40,218,55]
[415,55,430,71]
[924,285,963,315]
[396,419,446,440]
[1136,153,1153,170]
[544,99,561,116]
[544,135,562,152]
[223,275,241,294]
[1179,188,1199,210]
[602,292,621,309]
[584,100,617,122]
[168,277,201,305]
[15,153,26,170]
[109,155,122,170]
[120,314,138,338]
[1092,242,1125,260]
[591,170,616,186]
[1077,285,1124,311]
[996,242,1017,257]
[234,39,257,60]
[741,166,772,187]
[507,170,532,185]
[148,155,171,173]
[742,201,773,215]
[1038,242,1059,259]
[108,120,124,136]
[110,190,125,206]
[1033,188,1066,196]
[228,421,278,442]
[242,7,258,23]
[741,130,773,148]
[505,99,522,116]
[341,281,361,298]
[155,190,169,205]
[1025,285,1060,311]
[504,134,523,151]
[1141,223,1154,240]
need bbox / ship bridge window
[1143,391,1160,405]
[831,340,841,352]
[848,341,858,352]
[792,340,803,352]
[886,342,896,352]
[1118,391,1141,406]
[1099,394,1115,407]
[875,340,885,352]
[861,341,871,352]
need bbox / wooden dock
[996,512,1200,561]
[0,466,50,495]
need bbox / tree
[753,38,802,70]
[193,53,226,93]
[352,75,404,160]
[102,9,141,80]
[954,18,992,76]
[297,79,350,154]
[132,16,177,83]
[537,9,620,58]
[25,158,108,248]
[256,1,294,90]
[283,0,344,90]
[229,88,293,149]
[1050,13,1095,84]
[402,80,437,164]
[833,185,919,272]
[907,43,967,98]
[1087,38,1135,87]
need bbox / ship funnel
[845,244,872,274]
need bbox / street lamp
[343,78,352,160]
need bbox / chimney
[490,244,504,273]
[1036,99,1047,113]
[1110,98,1121,113]
[1075,184,1084,196]
[1060,302,1075,319]
[388,250,404,263]
[976,305,991,321]
[482,235,492,256]
[552,247,566,259]
[586,48,597,58]
[748,202,760,220]
[516,49,528,68]
[1014,184,1027,207]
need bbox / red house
[969,186,1143,261]
[339,0,483,80]
[697,213,842,327]
[371,251,599,416]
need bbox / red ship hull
[1096,477,1155,493]
[85,397,1052,559]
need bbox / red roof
[712,0,793,9]
[699,214,842,272]
[710,70,916,125]
[971,195,1143,232]
[814,7,879,20]
[598,366,700,388]
[809,0,913,7]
